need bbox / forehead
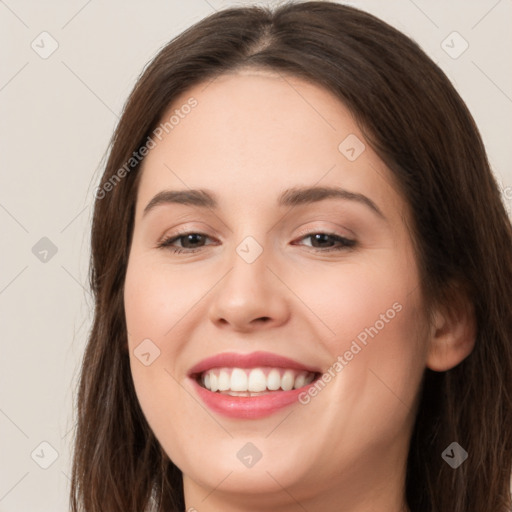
[135,70,404,221]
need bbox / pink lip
[187,351,321,419]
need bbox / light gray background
[0,0,511,510]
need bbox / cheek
[123,257,183,412]
[124,256,193,347]
[291,250,426,402]
[123,259,227,476]
[292,253,420,347]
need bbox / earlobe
[425,289,477,372]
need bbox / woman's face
[124,69,430,509]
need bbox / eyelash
[156,228,356,254]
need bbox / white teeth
[267,369,281,391]
[218,369,230,391]
[200,367,317,393]
[248,368,267,392]
[230,368,248,391]
[210,372,218,392]
[294,372,306,389]
[281,370,295,391]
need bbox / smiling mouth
[194,366,321,396]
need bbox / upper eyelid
[163,219,355,237]
[161,228,355,246]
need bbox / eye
[157,231,214,254]
[293,230,356,252]
[157,229,356,255]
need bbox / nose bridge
[224,212,275,276]
[225,232,272,298]
[208,229,289,329]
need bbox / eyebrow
[142,186,385,219]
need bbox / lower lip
[190,377,317,419]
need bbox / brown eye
[158,232,214,254]
[293,231,356,252]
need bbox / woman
[70,2,512,511]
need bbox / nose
[207,241,290,332]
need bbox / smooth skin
[123,68,475,512]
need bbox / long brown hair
[70,2,512,510]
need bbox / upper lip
[188,351,322,376]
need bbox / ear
[426,283,477,372]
